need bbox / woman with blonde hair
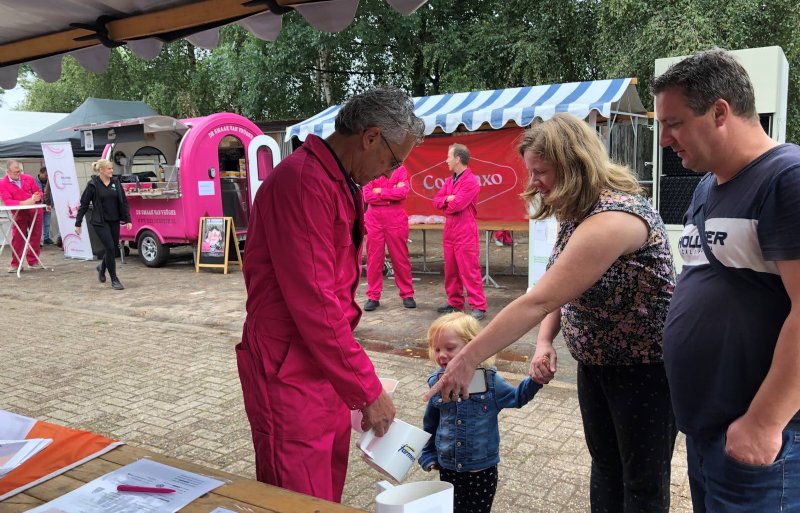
[75,159,132,290]
[426,113,677,512]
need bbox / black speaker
[658,175,703,225]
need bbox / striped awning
[286,78,646,142]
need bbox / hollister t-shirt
[663,144,800,436]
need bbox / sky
[0,85,28,111]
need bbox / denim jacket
[418,367,542,472]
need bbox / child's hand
[530,344,557,384]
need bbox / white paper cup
[375,481,454,513]
[357,419,431,482]
[351,377,399,433]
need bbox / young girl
[419,312,542,513]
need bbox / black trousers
[577,362,677,513]
[439,465,498,513]
[94,221,120,280]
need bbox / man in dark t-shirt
[653,48,800,512]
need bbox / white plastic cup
[357,419,431,483]
[351,377,399,433]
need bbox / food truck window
[218,135,249,232]
[132,146,168,181]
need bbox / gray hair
[5,159,20,170]
[651,48,757,120]
[335,87,425,145]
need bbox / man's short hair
[335,87,425,145]
[449,144,470,165]
[5,159,20,171]
[651,48,757,120]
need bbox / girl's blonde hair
[426,312,495,367]
[519,113,642,222]
[92,159,113,173]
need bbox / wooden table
[0,445,366,513]
[409,221,529,287]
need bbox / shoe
[111,279,125,290]
[471,309,486,320]
[436,304,462,314]
[363,299,380,311]
[96,264,106,283]
[494,239,504,247]
[402,297,417,309]
[43,238,54,245]
[7,266,19,273]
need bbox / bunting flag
[0,410,123,500]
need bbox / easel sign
[195,217,242,274]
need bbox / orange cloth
[0,420,120,499]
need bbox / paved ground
[0,236,692,512]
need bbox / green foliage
[15,0,800,141]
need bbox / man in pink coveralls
[0,160,43,272]
[433,144,487,320]
[238,88,424,503]
[362,164,416,312]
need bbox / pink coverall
[0,174,43,267]
[432,168,487,311]
[238,135,383,503]
[363,165,414,301]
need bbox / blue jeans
[687,428,800,512]
[41,209,51,241]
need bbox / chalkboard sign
[195,216,242,274]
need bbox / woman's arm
[426,210,649,402]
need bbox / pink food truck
[73,113,280,266]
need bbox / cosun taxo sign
[402,129,529,222]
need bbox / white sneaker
[7,266,20,273]
[494,239,504,247]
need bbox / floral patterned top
[548,189,676,365]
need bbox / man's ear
[361,127,381,150]
[712,99,730,127]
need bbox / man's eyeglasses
[380,132,403,172]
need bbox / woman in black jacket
[75,159,132,290]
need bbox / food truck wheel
[138,230,170,267]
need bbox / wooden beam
[0,0,333,67]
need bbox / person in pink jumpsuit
[237,88,425,503]
[0,160,43,272]
[362,164,416,311]
[433,144,487,320]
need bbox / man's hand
[46,205,52,213]
[372,188,381,194]
[725,414,783,465]
[446,194,456,203]
[124,223,132,230]
[530,343,557,384]
[360,389,396,436]
[32,192,41,203]
[74,226,81,235]
[395,182,405,188]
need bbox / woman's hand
[423,349,477,403]
[530,342,557,384]
[74,226,81,235]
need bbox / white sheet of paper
[209,509,238,513]
[26,458,225,513]
[198,181,215,196]
[0,410,36,439]
[0,438,52,476]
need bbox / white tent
[0,112,67,142]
